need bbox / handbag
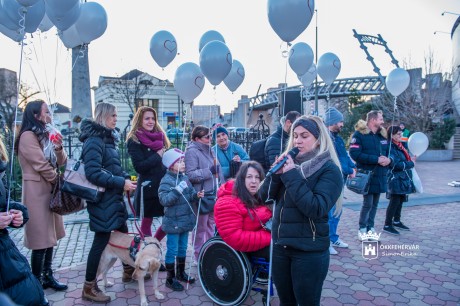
[387,168,415,195]
[230,160,242,178]
[61,159,106,202]
[50,175,86,215]
[346,169,373,195]
[199,191,216,214]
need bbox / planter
[417,149,454,161]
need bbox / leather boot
[82,280,111,303]
[159,263,166,272]
[175,257,195,284]
[165,263,184,291]
[31,249,46,284]
[122,264,135,283]
[42,247,68,291]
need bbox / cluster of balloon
[149,30,177,69]
[408,132,429,157]
[317,52,341,87]
[385,68,410,100]
[0,0,108,49]
[289,42,314,77]
[297,63,317,88]
[224,59,245,93]
[174,62,205,104]
[268,0,315,43]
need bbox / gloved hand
[210,165,220,175]
[175,181,188,194]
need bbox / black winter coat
[79,120,128,232]
[127,139,165,218]
[265,125,290,167]
[387,142,415,195]
[0,163,45,306]
[349,120,389,194]
[260,160,343,252]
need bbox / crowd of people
[0,100,417,306]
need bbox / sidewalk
[9,160,460,305]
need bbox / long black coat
[388,142,415,195]
[349,120,389,194]
[265,125,290,167]
[0,162,45,306]
[260,160,343,252]
[127,139,165,218]
[79,120,128,233]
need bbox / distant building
[50,102,71,131]
[192,105,221,127]
[92,69,190,132]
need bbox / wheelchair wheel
[198,237,252,306]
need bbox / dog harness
[108,233,162,262]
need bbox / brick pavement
[8,160,460,305]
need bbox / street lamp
[433,31,451,35]
[441,11,460,17]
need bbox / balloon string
[6,31,27,214]
[387,95,398,158]
[18,7,26,37]
[279,42,290,154]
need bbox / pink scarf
[136,129,164,151]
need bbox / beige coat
[18,131,67,250]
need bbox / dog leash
[126,191,145,240]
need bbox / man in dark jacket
[349,110,390,241]
[264,111,300,167]
[325,107,355,255]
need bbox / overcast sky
[1,0,459,114]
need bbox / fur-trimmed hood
[78,119,120,143]
[354,119,387,138]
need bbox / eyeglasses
[201,135,211,139]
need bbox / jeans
[359,193,381,229]
[85,224,128,282]
[193,213,215,260]
[272,245,329,306]
[385,194,405,225]
[328,205,342,243]
[165,232,189,264]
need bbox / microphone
[266,147,300,178]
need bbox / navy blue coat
[264,125,289,167]
[79,120,128,232]
[387,142,415,195]
[349,120,389,194]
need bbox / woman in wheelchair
[214,161,272,258]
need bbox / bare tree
[109,69,151,113]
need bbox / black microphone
[266,147,300,178]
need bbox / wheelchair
[197,236,272,306]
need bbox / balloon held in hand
[266,147,300,178]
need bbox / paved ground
[9,160,460,305]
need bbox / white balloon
[174,62,205,104]
[268,0,315,42]
[58,24,83,48]
[16,0,39,6]
[149,30,177,68]
[317,52,341,86]
[74,2,107,43]
[385,68,410,97]
[46,1,80,31]
[224,59,245,92]
[289,42,314,76]
[38,11,53,31]
[44,0,79,15]
[199,40,232,86]
[297,63,317,88]
[408,132,429,157]
[199,30,225,52]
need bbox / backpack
[249,137,270,172]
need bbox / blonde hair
[127,106,171,148]
[0,136,9,162]
[284,115,343,212]
[94,102,116,128]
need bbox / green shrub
[428,118,456,149]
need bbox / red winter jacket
[214,180,272,252]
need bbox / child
[159,148,204,291]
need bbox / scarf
[295,148,332,179]
[393,140,411,161]
[136,129,164,151]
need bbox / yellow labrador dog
[97,231,164,305]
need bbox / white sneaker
[368,227,379,241]
[331,238,349,248]
[329,244,338,255]
[358,228,367,241]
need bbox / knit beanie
[162,148,185,169]
[324,107,344,126]
[212,126,229,139]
